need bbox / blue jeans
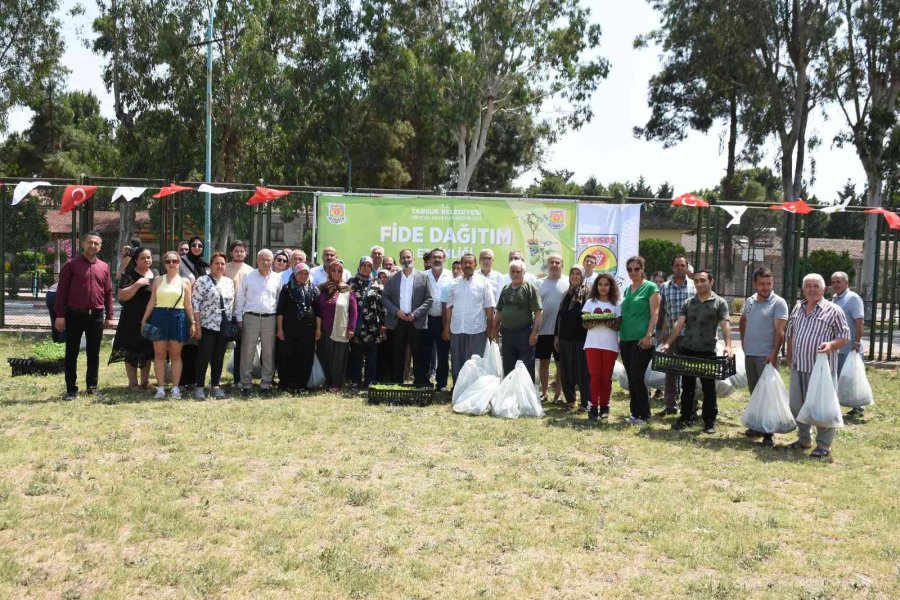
[419,315,450,389]
[500,325,535,381]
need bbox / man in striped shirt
[785,273,850,458]
[657,254,695,415]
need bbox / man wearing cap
[383,248,434,386]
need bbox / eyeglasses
[191,242,204,248]
[626,267,642,273]
[275,258,288,263]
[164,259,179,265]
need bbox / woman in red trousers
[581,273,621,421]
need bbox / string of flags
[6,180,294,214]
[4,179,900,230]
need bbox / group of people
[54,230,864,457]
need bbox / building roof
[47,210,151,236]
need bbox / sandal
[787,440,813,451]
[810,447,831,458]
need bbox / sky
[7,0,865,202]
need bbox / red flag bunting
[864,208,900,230]
[768,199,813,214]
[671,193,710,208]
[153,184,194,199]
[59,185,99,215]
[247,186,290,206]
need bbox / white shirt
[235,269,282,320]
[399,270,416,313]
[426,268,455,317]
[584,272,597,287]
[582,299,621,352]
[310,264,350,287]
[448,272,496,334]
[479,269,506,297]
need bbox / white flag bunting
[11,181,51,205]
[718,205,749,228]
[198,184,244,195]
[111,187,147,202]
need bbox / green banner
[317,195,576,275]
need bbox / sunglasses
[191,242,203,248]
[275,258,288,263]
[165,259,179,265]
[626,267,642,273]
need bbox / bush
[733,298,745,315]
[638,239,687,280]
[806,250,855,284]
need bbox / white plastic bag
[614,361,628,390]
[492,361,543,418]
[741,364,796,434]
[837,351,874,408]
[483,341,504,378]
[715,378,734,397]
[726,347,748,389]
[644,346,667,391]
[797,354,844,428]
[452,355,485,404]
[227,343,262,379]
[307,355,326,389]
[453,375,501,415]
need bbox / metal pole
[886,228,898,361]
[781,212,794,302]
[868,216,882,361]
[204,4,215,260]
[694,208,702,266]
[0,185,6,327]
[878,220,891,360]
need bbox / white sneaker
[154,386,166,400]
[193,387,206,400]
[212,386,226,399]
[170,386,182,400]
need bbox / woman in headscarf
[276,263,320,392]
[109,247,156,390]
[316,261,359,391]
[554,264,592,412]
[178,236,209,391]
[348,256,387,389]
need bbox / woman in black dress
[275,263,320,392]
[110,247,156,390]
[178,236,209,391]
[555,264,592,413]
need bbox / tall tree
[0,0,63,133]
[820,0,900,301]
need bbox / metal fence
[2,179,898,361]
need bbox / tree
[527,168,583,196]
[639,238,687,281]
[820,0,900,304]
[807,249,855,283]
[0,0,63,133]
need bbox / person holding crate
[662,269,732,434]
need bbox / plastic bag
[491,375,521,419]
[453,375,501,415]
[741,364,796,434]
[614,361,628,390]
[306,355,326,389]
[227,343,262,379]
[452,355,485,404]
[726,347,748,389]
[483,341,504,378]
[492,361,543,418]
[715,378,734,397]
[837,351,874,408]
[644,345,667,391]
[797,354,844,428]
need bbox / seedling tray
[652,351,736,380]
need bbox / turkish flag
[153,184,194,199]
[247,186,290,205]
[769,199,813,214]
[59,185,99,215]
[671,193,710,208]
[864,208,900,230]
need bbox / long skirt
[317,324,350,388]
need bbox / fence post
[868,215,882,361]
[0,185,6,327]
[878,219,892,360]
[694,208,702,267]
[886,228,898,361]
[781,212,794,303]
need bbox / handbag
[141,322,163,341]
[210,275,241,342]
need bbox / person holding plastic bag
[444,253,496,383]
[830,271,866,418]
[276,263,320,393]
[494,258,542,382]
[739,266,789,445]
[582,273,621,421]
[785,274,850,458]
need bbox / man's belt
[67,308,104,316]
[244,311,275,317]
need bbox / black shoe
[703,424,717,434]
[672,418,692,431]
[657,406,678,416]
[599,406,610,420]
[744,428,764,438]
[762,434,774,446]
[64,391,77,401]
[588,406,598,421]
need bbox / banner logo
[577,235,619,274]
[327,203,347,225]
[547,209,566,231]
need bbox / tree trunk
[455,95,495,191]
[721,92,738,281]
[859,169,883,307]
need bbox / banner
[316,195,576,276]
[575,204,641,288]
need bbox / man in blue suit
[383,248,434,386]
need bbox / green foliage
[639,238,687,279]
[30,340,66,362]
[807,249,855,284]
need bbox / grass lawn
[0,333,898,599]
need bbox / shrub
[638,239,687,279]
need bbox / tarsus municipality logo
[327,203,347,225]
[547,208,566,231]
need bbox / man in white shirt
[583,254,598,287]
[500,249,539,288]
[383,249,434,386]
[444,252,496,382]
[370,245,385,272]
[536,254,569,401]
[281,249,307,285]
[477,249,506,297]
[235,249,283,393]
[310,246,350,286]
[421,248,455,390]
